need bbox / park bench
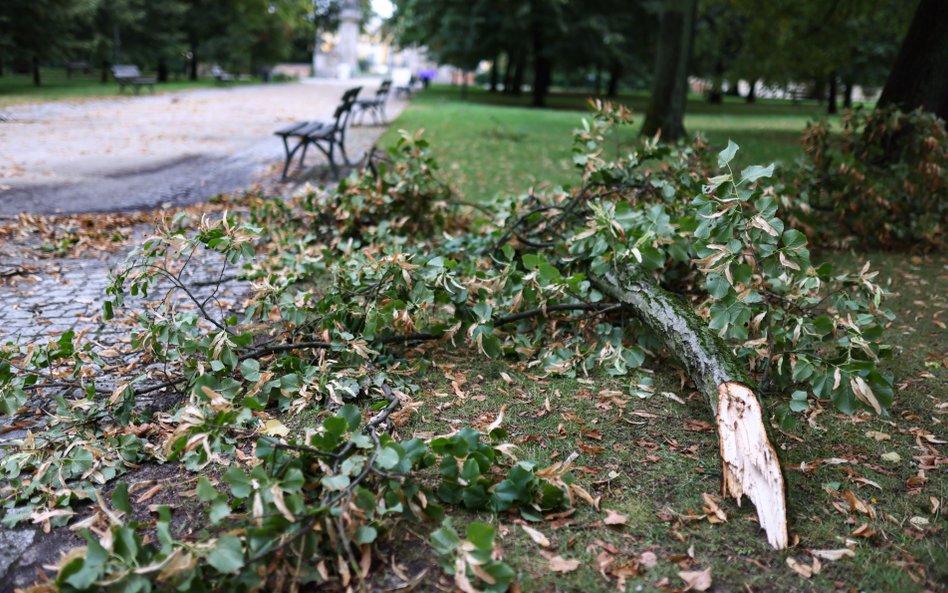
[273,86,362,180]
[211,65,235,85]
[112,64,156,94]
[352,79,392,126]
[65,61,91,78]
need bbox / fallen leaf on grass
[638,551,658,568]
[810,548,855,561]
[881,451,901,463]
[786,556,821,578]
[603,509,628,526]
[263,419,290,437]
[549,556,581,573]
[701,492,727,523]
[678,567,712,591]
[865,430,890,441]
[521,524,550,547]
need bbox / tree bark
[708,60,724,104]
[878,0,948,120]
[530,15,552,107]
[745,80,756,103]
[189,44,198,81]
[843,80,853,109]
[32,54,41,86]
[158,58,169,83]
[591,267,788,550]
[827,72,838,115]
[641,0,697,140]
[489,54,499,92]
[511,53,525,96]
[607,62,622,97]
[502,51,514,94]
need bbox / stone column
[336,0,361,79]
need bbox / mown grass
[379,85,850,202]
[0,68,262,106]
[376,87,947,592]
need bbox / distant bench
[112,65,156,94]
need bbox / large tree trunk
[641,0,697,140]
[878,0,948,120]
[827,72,838,115]
[591,268,788,550]
[32,55,41,86]
[607,62,622,98]
[530,15,552,108]
[843,80,853,109]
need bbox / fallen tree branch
[590,266,788,549]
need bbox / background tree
[5,0,94,85]
[641,0,697,140]
[878,0,948,120]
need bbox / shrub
[789,106,947,250]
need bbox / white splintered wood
[717,382,789,550]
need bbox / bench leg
[280,135,306,180]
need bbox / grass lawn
[0,68,262,106]
[380,85,849,202]
[375,87,948,592]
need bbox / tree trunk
[827,72,838,114]
[101,60,109,83]
[530,14,552,108]
[745,80,756,103]
[0,56,4,77]
[590,268,788,550]
[594,65,603,95]
[511,53,525,96]
[607,62,622,97]
[641,0,697,140]
[158,58,169,83]
[32,55,41,86]
[502,51,514,94]
[489,54,499,92]
[725,80,740,97]
[843,80,853,109]
[189,44,198,81]
[878,0,948,120]
[708,60,724,104]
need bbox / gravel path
[0,79,406,214]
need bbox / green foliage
[789,106,948,250]
[0,100,896,590]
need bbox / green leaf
[197,477,218,502]
[430,523,461,555]
[239,359,261,381]
[375,446,400,470]
[321,474,351,491]
[111,482,131,514]
[739,163,775,184]
[354,525,378,545]
[717,140,739,168]
[338,404,362,430]
[466,521,495,552]
[207,535,244,574]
